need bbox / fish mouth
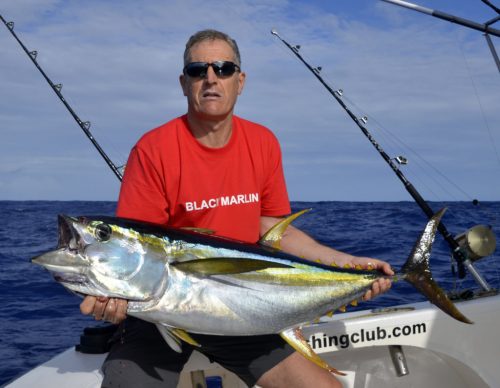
[57,214,81,250]
[32,214,88,274]
[53,271,88,286]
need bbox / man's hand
[347,256,393,301]
[80,296,128,324]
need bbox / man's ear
[179,74,188,96]
[237,71,246,95]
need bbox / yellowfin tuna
[32,208,471,375]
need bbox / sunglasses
[183,61,241,78]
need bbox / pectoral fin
[156,324,201,351]
[156,324,182,353]
[260,209,311,250]
[172,257,292,276]
[171,328,201,348]
[280,327,346,376]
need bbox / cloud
[1,0,499,201]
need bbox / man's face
[180,39,245,122]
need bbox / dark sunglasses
[183,61,241,78]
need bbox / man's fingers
[115,300,128,323]
[103,298,117,322]
[102,299,128,324]
[92,297,109,320]
[80,296,127,323]
[382,262,395,276]
[80,296,97,315]
[371,280,381,297]
[363,278,392,301]
[362,289,373,301]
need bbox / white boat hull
[6,293,499,388]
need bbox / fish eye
[94,223,112,242]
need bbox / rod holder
[389,345,409,377]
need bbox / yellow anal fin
[259,209,311,250]
[171,328,201,348]
[280,328,346,376]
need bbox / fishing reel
[449,225,497,299]
[455,225,496,262]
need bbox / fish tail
[401,208,473,324]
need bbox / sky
[0,0,499,201]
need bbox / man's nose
[204,65,218,83]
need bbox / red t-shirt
[116,115,291,243]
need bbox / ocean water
[0,200,499,386]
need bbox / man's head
[180,29,245,124]
[183,29,241,67]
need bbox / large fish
[32,208,471,375]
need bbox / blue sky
[1,0,499,201]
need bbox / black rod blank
[271,29,479,282]
[1,15,123,181]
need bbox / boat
[5,292,500,387]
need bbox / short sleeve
[260,135,291,217]
[116,146,169,224]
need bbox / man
[81,29,393,388]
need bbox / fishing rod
[380,0,500,73]
[271,29,493,292]
[1,15,123,182]
[380,0,500,37]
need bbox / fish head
[32,215,167,301]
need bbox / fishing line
[456,35,500,170]
[361,113,474,203]
[276,36,473,204]
[299,35,479,204]
[272,29,496,291]
[332,94,473,203]
[0,15,124,182]
[301,57,472,228]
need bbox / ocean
[0,200,498,386]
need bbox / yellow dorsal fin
[350,300,358,307]
[259,209,311,250]
[338,305,347,313]
[326,311,334,317]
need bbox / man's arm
[260,216,393,301]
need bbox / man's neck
[186,112,234,148]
